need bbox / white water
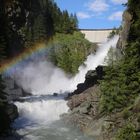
[13,36,119,95]
[14,97,69,126]
[13,36,119,140]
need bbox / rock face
[117,10,132,53]
[65,66,105,139]
[66,86,101,131]
[0,76,31,136]
[69,65,104,96]
[68,85,100,112]
[3,76,31,101]
[0,103,18,135]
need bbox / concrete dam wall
[80,29,113,43]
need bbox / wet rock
[5,89,23,101]
[65,66,105,139]
[66,85,101,133]
[0,130,21,140]
[53,93,58,96]
[70,65,104,96]
[67,85,100,114]
[21,88,32,97]
[5,103,18,121]
[3,76,31,101]
[79,102,91,114]
[0,103,18,135]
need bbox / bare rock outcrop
[64,66,105,139]
[68,65,104,97]
[117,10,132,53]
[0,103,18,135]
[3,76,31,101]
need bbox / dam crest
[80,29,113,43]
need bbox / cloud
[108,11,123,21]
[111,0,127,5]
[86,0,109,13]
[77,12,92,19]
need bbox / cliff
[117,10,132,53]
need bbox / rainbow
[0,41,52,74]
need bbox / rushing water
[13,36,119,140]
[13,95,94,140]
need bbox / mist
[12,36,119,138]
[11,35,119,95]
[14,99,69,126]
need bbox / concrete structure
[80,29,113,43]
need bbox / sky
[54,0,127,29]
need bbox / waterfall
[13,36,119,140]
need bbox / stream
[12,36,119,140]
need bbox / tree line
[99,0,140,139]
[0,0,78,58]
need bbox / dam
[80,29,113,43]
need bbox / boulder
[3,76,31,101]
[5,103,18,121]
[69,65,104,96]
[0,103,18,135]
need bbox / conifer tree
[100,0,140,114]
[0,37,7,105]
[33,14,47,41]
[69,13,78,31]
[0,75,7,104]
[0,36,6,63]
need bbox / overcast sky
[54,0,127,29]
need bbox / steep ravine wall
[117,10,132,53]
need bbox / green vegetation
[0,0,95,75]
[104,47,119,67]
[0,0,96,75]
[48,32,96,74]
[0,75,8,133]
[0,0,92,74]
[108,27,119,39]
[0,75,7,103]
[0,0,95,135]
[0,36,6,62]
[0,3,7,104]
[0,34,9,134]
[116,123,137,140]
[100,0,140,114]
[0,0,78,57]
[99,0,140,139]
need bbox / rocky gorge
[0,11,128,139]
[1,1,140,140]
